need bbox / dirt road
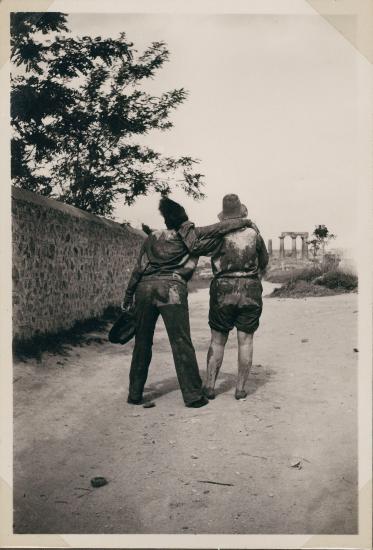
[13,286,358,534]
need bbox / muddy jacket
[210,226,269,279]
[123,218,253,301]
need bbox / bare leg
[235,330,254,399]
[204,329,229,398]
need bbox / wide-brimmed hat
[108,309,136,345]
[218,194,247,220]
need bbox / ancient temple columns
[301,237,309,259]
[279,236,285,258]
[291,236,297,257]
[278,232,309,259]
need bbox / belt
[215,274,260,281]
[140,272,186,283]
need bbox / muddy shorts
[209,277,263,334]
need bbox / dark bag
[108,308,136,345]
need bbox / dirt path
[13,289,358,534]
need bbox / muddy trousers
[128,278,203,405]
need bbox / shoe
[202,386,215,400]
[186,396,209,408]
[235,390,247,400]
[127,395,143,405]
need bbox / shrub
[270,267,358,298]
[266,263,329,284]
[313,270,358,290]
[289,265,325,282]
[271,279,335,298]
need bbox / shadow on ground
[143,365,276,402]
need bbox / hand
[141,223,153,235]
[250,221,260,234]
[243,219,257,230]
[121,297,133,311]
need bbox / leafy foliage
[308,225,336,258]
[314,270,357,291]
[269,266,357,298]
[11,12,205,216]
[313,224,335,241]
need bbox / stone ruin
[267,232,309,260]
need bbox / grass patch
[269,267,357,298]
[13,305,122,361]
[266,264,330,284]
[271,280,337,298]
[313,270,358,291]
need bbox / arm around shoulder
[257,234,269,274]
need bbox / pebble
[90,476,108,488]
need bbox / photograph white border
[1,1,371,548]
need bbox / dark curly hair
[159,197,189,230]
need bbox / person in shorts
[122,197,256,408]
[203,194,269,400]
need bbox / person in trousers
[122,196,257,408]
[203,194,269,401]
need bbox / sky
[67,11,359,252]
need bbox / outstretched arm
[178,218,257,256]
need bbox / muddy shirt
[124,218,253,301]
[210,227,269,279]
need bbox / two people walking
[121,194,268,408]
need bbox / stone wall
[12,187,145,342]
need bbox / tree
[308,238,320,260]
[11,12,205,216]
[308,225,336,259]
